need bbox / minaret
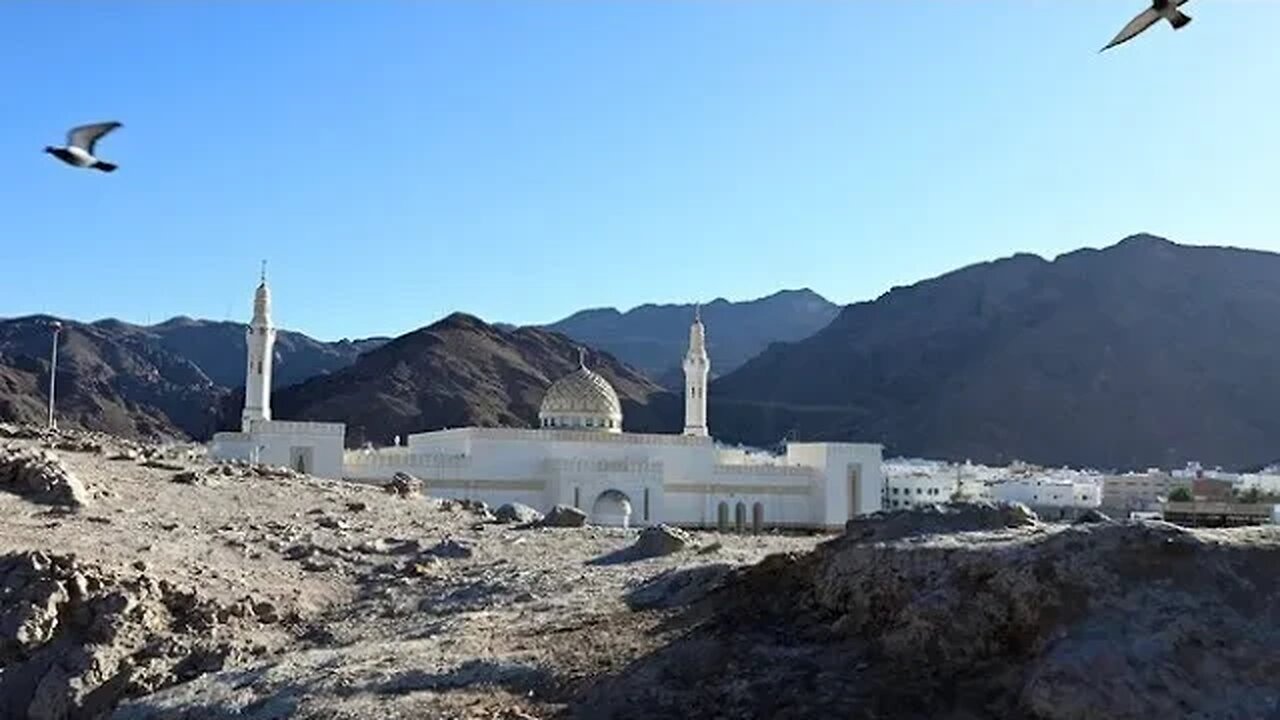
[682,304,710,437]
[241,262,277,431]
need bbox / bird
[44,122,123,172]
[1101,0,1193,52]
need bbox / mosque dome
[538,352,623,433]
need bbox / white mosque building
[212,278,884,531]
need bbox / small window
[892,488,899,495]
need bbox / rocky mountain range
[712,234,1280,470]
[545,288,839,386]
[0,316,386,440]
[9,236,1280,469]
[270,312,680,447]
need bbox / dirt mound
[842,500,1038,542]
[0,551,286,720]
[0,445,89,507]
[578,517,1280,719]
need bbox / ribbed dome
[538,360,623,432]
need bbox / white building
[212,279,885,531]
[210,273,345,478]
[989,472,1102,520]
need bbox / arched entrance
[592,489,633,528]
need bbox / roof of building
[538,357,623,420]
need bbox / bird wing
[66,122,122,153]
[1100,8,1161,52]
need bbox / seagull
[44,122,123,173]
[1101,0,1192,52]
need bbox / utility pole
[47,321,62,429]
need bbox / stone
[632,524,693,558]
[316,516,350,531]
[540,505,588,528]
[426,538,474,560]
[697,541,723,555]
[495,502,543,525]
[385,472,423,498]
[170,471,203,485]
[1074,509,1113,524]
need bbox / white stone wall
[341,428,881,531]
[786,442,884,529]
[212,420,345,480]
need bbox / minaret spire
[242,267,277,431]
[682,304,710,437]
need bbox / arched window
[735,502,747,533]
[752,502,764,534]
[716,502,729,532]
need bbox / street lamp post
[47,321,62,429]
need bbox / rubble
[540,505,588,528]
[0,445,90,508]
[495,502,542,525]
[0,551,281,720]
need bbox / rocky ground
[3,425,1280,719]
[0,426,820,719]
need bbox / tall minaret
[683,304,710,437]
[241,263,276,431]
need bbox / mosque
[211,277,883,531]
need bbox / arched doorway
[752,502,764,534]
[716,502,729,532]
[592,489,633,528]
[735,502,747,533]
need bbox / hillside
[712,235,1280,470]
[0,317,224,439]
[546,289,838,386]
[272,313,681,446]
[0,316,386,440]
[97,316,388,389]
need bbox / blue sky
[2,1,1277,340]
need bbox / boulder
[632,524,693,558]
[541,505,588,528]
[495,502,543,525]
[0,446,89,508]
[385,472,423,498]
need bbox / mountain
[545,289,839,387]
[135,317,387,389]
[0,316,387,440]
[271,313,681,447]
[0,317,225,439]
[712,235,1280,470]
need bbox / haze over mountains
[7,236,1280,469]
[546,289,839,386]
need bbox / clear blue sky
[2,2,1277,340]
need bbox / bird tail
[1168,10,1191,29]
[92,161,117,173]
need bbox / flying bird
[1101,0,1193,53]
[44,122,123,173]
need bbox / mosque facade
[212,279,883,531]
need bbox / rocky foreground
[2,426,1280,719]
